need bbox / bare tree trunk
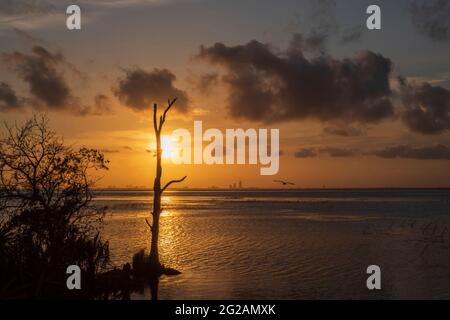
[147,99,186,299]
[149,112,162,270]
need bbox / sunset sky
[1,0,449,188]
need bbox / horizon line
[93,186,450,191]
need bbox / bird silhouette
[273,180,295,186]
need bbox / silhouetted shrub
[0,115,110,299]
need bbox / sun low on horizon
[161,135,178,160]
[2,0,450,305]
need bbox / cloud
[0,82,22,111]
[339,25,363,44]
[320,147,358,157]
[196,37,394,124]
[71,94,114,116]
[94,94,113,113]
[191,72,219,94]
[114,68,189,112]
[409,0,450,41]
[288,18,331,56]
[288,32,328,55]
[294,147,357,158]
[398,77,450,134]
[323,126,363,137]
[294,148,317,158]
[2,45,72,108]
[305,0,337,37]
[299,0,362,46]
[1,46,110,116]
[294,144,450,160]
[373,144,450,160]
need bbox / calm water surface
[94,189,450,299]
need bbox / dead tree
[147,98,186,274]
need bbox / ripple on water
[99,190,450,299]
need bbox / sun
[161,135,177,160]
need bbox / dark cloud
[294,147,357,158]
[114,68,189,112]
[1,46,109,116]
[323,126,363,137]
[398,77,450,134]
[339,26,363,44]
[305,0,337,37]
[287,5,332,54]
[409,0,450,41]
[0,82,21,111]
[72,94,114,116]
[196,37,394,124]
[190,72,219,94]
[373,144,450,160]
[294,148,317,158]
[300,0,362,46]
[94,94,113,113]
[2,46,72,108]
[294,144,450,160]
[288,32,328,55]
[320,147,358,157]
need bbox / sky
[0,0,449,188]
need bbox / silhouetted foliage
[0,114,110,299]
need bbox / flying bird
[273,180,295,186]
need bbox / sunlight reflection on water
[96,189,450,299]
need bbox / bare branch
[159,115,164,132]
[153,99,177,135]
[145,218,153,231]
[162,175,187,192]
[153,103,158,134]
[162,98,177,124]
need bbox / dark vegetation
[0,115,110,299]
[0,102,184,299]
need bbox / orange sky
[1,0,449,188]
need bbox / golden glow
[161,135,178,160]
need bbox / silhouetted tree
[147,98,186,299]
[0,114,110,299]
